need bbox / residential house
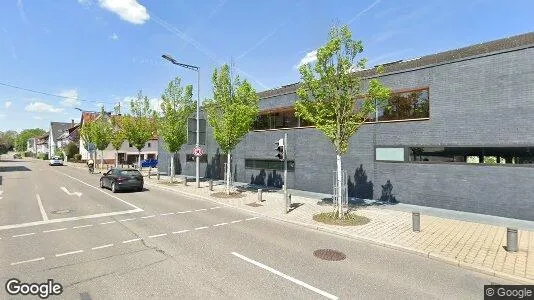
[78,111,158,164]
[36,132,49,155]
[26,138,37,154]
[48,122,73,158]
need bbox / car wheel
[100,179,104,189]
[137,187,143,192]
[111,182,117,193]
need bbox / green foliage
[64,142,79,159]
[110,115,125,151]
[121,91,157,151]
[54,148,65,159]
[159,77,196,154]
[295,25,391,155]
[74,153,82,161]
[0,130,18,153]
[203,64,259,154]
[37,153,49,160]
[92,107,113,151]
[80,121,95,152]
[14,128,45,152]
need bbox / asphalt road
[0,157,513,299]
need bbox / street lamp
[162,54,201,188]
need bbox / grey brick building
[158,32,534,221]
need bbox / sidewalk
[141,174,534,284]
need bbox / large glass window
[188,118,206,145]
[376,148,405,161]
[378,88,429,121]
[245,159,295,171]
[407,147,534,165]
[253,108,300,130]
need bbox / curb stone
[71,167,532,285]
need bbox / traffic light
[275,138,284,161]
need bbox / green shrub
[74,154,82,161]
[42,153,49,160]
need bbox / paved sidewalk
[141,175,534,284]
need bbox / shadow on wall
[250,169,284,188]
[347,164,373,199]
[380,180,397,203]
[205,148,221,179]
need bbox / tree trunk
[226,152,231,195]
[101,150,104,171]
[170,152,175,183]
[115,151,118,168]
[336,154,343,218]
[138,151,141,170]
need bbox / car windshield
[119,170,141,176]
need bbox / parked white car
[49,156,63,166]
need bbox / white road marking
[176,211,189,214]
[141,215,155,219]
[172,230,189,234]
[11,257,45,266]
[231,220,243,223]
[197,208,207,211]
[213,223,228,227]
[43,228,67,233]
[12,232,36,238]
[119,218,136,222]
[160,212,175,216]
[72,224,93,229]
[55,250,84,257]
[91,244,114,250]
[0,209,142,231]
[100,221,116,225]
[60,187,82,197]
[231,252,338,300]
[36,194,49,222]
[210,206,221,210]
[194,226,208,230]
[148,233,167,238]
[245,217,258,221]
[122,238,142,244]
[52,169,143,211]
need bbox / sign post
[192,146,204,158]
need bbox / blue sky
[0,0,532,131]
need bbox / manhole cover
[51,209,73,215]
[313,249,346,261]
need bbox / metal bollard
[412,212,420,232]
[183,176,188,186]
[258,189,263,202]
[209,180,213,191]
[506,228,518,252]
[148,169,151,179]
[157,172,160,180]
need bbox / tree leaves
[159,77,196,154]
[121,91,157,151]
[91,107,113,151]
[203,64,259,154]
[295,24,391,155]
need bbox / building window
[377,88,429,121]
[147,142,151,147]
[188,118,206,145]
[186,154,207,163]
[375,148,405,162]
[245,159,295,171]
[129,143,132,147]
[406,146,534,166]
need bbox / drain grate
[51,209,73,215]
[313,249,346,261]
[246,203,263,207]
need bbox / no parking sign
[192,146,204,157]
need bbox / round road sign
[193,146,204,157]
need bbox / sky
[0,0,532,132]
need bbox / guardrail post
[412,212,420,232]
[506,228,518,252]
[183,176,188,186]
[209,180,213,191]
[258,189,263,202]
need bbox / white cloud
[78,0,92,6]
[4,101,12,108]
[296,49,317,69]
[59,89,80,107]
[98,0,150,25]
[109,32,119,40]
[96,102,104,109]
[17,0,29,24]
[25,102,64,113]
[150,98,163,113]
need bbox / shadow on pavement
[0,166,32,172]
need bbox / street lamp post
[162,54,201,188]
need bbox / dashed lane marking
[160,213,175,216]
[91,244,114,250]
[231,220,242,224]
[141,215,156,219]
[245,217,259,221]
[43,228,67,233]
[119,218,136,222]
[10,257,45,266]
[122,238,142,244]
[194,226,208,230]
[148,233,167,239]
[172,230,189,234]
[100,221,116,225]
[55,250,84,257]
[213,223,228,227]
[73,224,93,229]
[12,232,36,238]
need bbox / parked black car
[100,168,143,193]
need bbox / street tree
[204,64,259,194]
[0,130,18,154]
[295,24,391,218]
[91,107,113,169]
[121,91,157,169]
[80,120,96,163]
[159,77,196,183]
[110,105,125,168]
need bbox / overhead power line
[0,82,117,104]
